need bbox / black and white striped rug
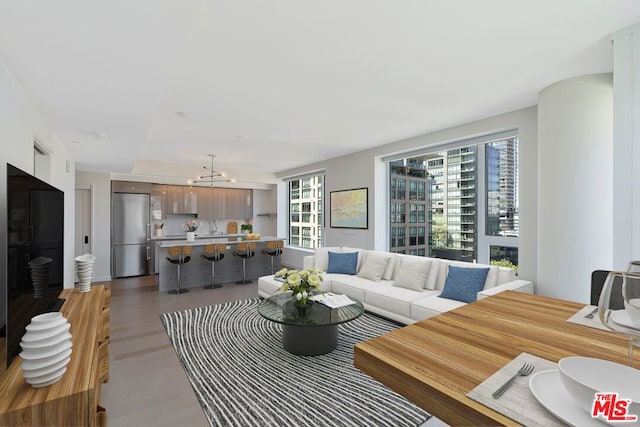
[160,298,430,427]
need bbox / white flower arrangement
[275,267,324,306]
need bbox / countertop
[156,236,284,247]
[151,233,245,241]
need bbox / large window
[288,173,324,248]
[388,135,519,269]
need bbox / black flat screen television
[2,163,64,368]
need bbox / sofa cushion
[257,275,282,296]
[365,284,437,319]
[331,276,387,301]
[435,261,498,291]
[314,247,341,271]
[361,251,397,280]
[341,247,366,271]
[357,252,391,282]
[496,266,517,285]
[411,295,466,320]
[425,258,441,290]
[382,253,397,280]
[327,251,358,275]
[439,265,489,303]
[392,257,432,291]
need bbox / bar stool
[261,240,284,274]
[201,244,226,289]
[167,245,192,294]
[233,242,256,284]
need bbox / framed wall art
[329,187,368,229]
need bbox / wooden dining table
[354,291,640,426]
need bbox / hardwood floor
[101,275,258,427]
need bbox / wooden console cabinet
[0,285,110,426]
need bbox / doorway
[75,188,92,281]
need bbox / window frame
[286,172,325,249]
[385,131,519,265]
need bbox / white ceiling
[1,1,639,180]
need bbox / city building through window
[288,174,324,249]
[388,136,519,269]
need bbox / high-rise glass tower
[289,176,323,248]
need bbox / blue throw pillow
[439,266,490,303]
[326,251,358,275]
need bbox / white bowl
[558,357,640,422]
[625,298,640,327]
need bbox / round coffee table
[257,293,364,356]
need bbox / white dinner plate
[611,310,640,331]
[21,348,72,371]
[529,369,606,426]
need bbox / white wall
[278,107,539,283]
[537,74,613,303]
[0,56,76,292]
[612,22,640,269]
[75,171,111,282]
[252,187,278,237]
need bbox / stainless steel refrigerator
[112,193,150,278]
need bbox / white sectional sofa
[257,246,534,325]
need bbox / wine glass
[598,269,640,366]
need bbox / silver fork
[492,363,535,398]
[584,307,599,319]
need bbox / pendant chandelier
[193,154,236,185]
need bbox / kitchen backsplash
[152,214,252,237]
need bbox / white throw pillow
[357,252,391,282]
[382,253,397,280]
[392,257,432,291]
[314,247,340,271]
[361,251,397,280]
[424,259,440,290]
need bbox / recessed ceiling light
[97,132,108,139]
[176,111,187,117]
[71,140,80,144]
[237,135,249,140]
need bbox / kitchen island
[155,236,284,292]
